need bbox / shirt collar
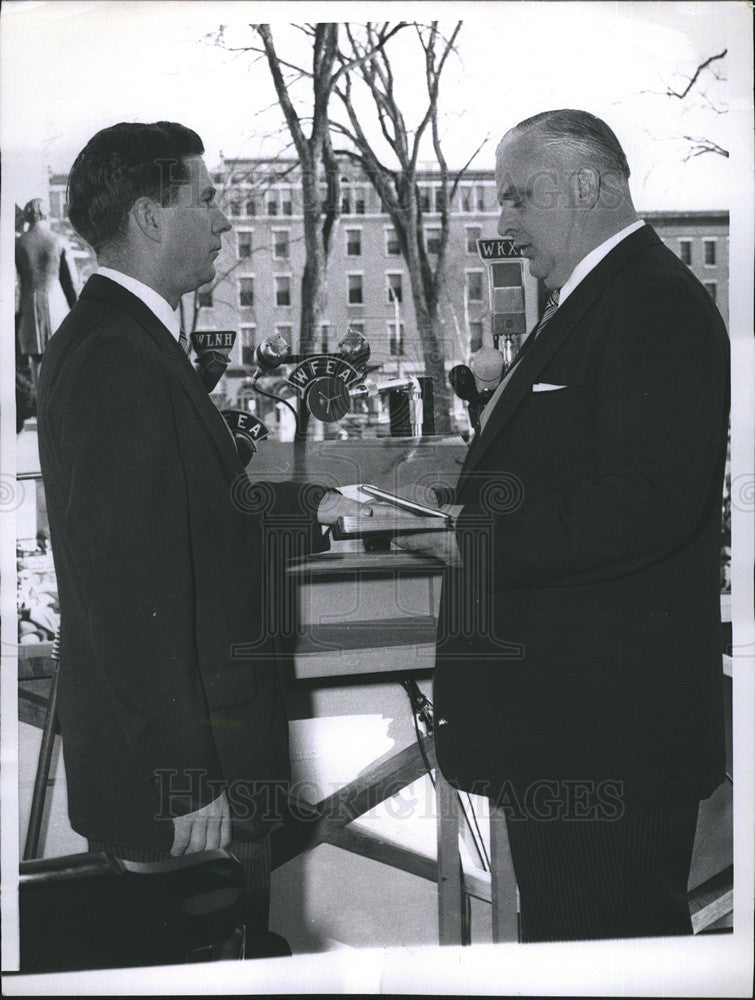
[97,266,181,342]
[558,220,646,306]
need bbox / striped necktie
[178,328,190,355]
[478,288,560,431]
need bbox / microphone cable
[399,678,490,873]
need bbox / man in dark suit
[398,110,729,941]
[36,122,365,948]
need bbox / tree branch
[666,49,727,99]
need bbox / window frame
[238,275,255,308]
[702,237,717,267]
[466,268,485,304]
[386,271,404,305]
[271,228,290,262]
[274,273,292,308]
[347,271,364,305]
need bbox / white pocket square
[532,382,567,392]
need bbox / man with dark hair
[37,121,365,956]
[398,109,729,941]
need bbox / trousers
[503,801,699,942]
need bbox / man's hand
[391,529,463,566]
[171,790,231,856]
[317,489,373,526]
[390,496,464,565]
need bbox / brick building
[47,164,729,431]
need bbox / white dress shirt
[97,266,181,342]
[558,219,645,306]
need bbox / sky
[0,1,751,213]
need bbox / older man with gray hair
[400,109,729,942]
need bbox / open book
[332,484,452,540]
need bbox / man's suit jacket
[434,226,729,806]
[38,275,326,851]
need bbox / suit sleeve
[61,336,223,815]
[456,275,729,588]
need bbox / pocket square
[532,382,567,392]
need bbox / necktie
[478,288,560,431]
[178,328,190,355]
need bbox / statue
[16,198,79,399]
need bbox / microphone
[448,363,491,434]
[471,345,505,393]
[254,335,290,372]
[338,330,371,367]
[191,330,236,393]
[490,259,527,341]
[448,364,477,402]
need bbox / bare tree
[640,49,729,163]
[214,22,405,360]
[330,21,487,434]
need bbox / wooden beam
[272,737,434,868]
[489,804,519,942]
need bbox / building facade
[47,164,729,433]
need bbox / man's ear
[572,167,600,209]
[131,197,162,244]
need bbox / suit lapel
[457,225,662,495]
[81,275,243,479]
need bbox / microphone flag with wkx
[476,237,537,364]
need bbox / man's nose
[214,206,232,233]
[497,207,517,237]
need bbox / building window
[196,285,213,308]
[425,228,441,255]
[273,229,289,260]
[703,281,717,303]
[354,187,366,215]
[281,190,293,216]
[319,323,330,353]
[386,273,403,304]
[703,239,717,265]
[388,322,405,356]
[476,186,486,211]
[346,229,362,256]
[229,200,241,218]
[240,324,256,367]
[341,186,352,214]
[348,321,365,337]
[237,230,253,259]
[434,187,446,214]
[239,277,254,307]
[418,187,431,213]
[275,324,293,343]
[469,321,483,354]
[275,275,291,307]
[467,270,484,303]
[246,196,256,217]
[466,226,481,254]
[267,194,278,216]
[385,227,401,255]
[460,186,472,213]
[348,273,363,304]
[678,239,692,265]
